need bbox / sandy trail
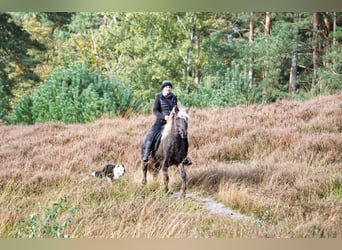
[172,192,254,222]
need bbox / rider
[142,80,192,165]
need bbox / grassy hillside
[0,93,341,238]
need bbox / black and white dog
[91,164,126,182]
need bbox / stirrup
[183,157,192,166]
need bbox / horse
[141,105,190,198]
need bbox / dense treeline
[0,12,341,124]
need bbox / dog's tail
[91,171,104,178]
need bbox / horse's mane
[161,106,189,140]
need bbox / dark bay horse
[141,106,190,198]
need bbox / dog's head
[113,164,126,179]
[91,164,126,181]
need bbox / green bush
[16,196,75,238]
[318,44,342,94]
[11,95,34,124]
[11,61,141,124]
[0,82,11,123]
[179,64,261,108]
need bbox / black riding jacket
[153,92,177,121]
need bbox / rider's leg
[142,139,152,162]
[142,120,164,162]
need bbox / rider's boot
[142,140,152,162]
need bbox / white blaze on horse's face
[177,110,189,139]
[177,108,190,121]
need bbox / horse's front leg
[162,164,169,194]
[178,163,187,198]
[141,161,148,186]
[152,162,160,179]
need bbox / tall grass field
[0,93,341,238]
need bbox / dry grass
[0,93,341,238]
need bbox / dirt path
[172,192,254,222]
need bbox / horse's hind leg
[178,163,187,198]
[162,166,169,193]
[141,161,148,185]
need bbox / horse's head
[161,105,190,140]
[170,105,190,139]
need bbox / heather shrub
[1,93,341,238]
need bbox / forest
[0,12,341,124]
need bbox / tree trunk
[176,13,201,92]
[194,35,201,88]
[321,12,332,67]
[265,12,271,36]
[184,48,190,93]
[312,12,319,89]
[289,13,299,95]
[333,12,336,45]
[248,12,254,88]
[321,12,331,50]
[263,12,271,80]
